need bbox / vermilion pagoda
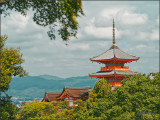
[89,19,140,87]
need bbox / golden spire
[113,19,116,45]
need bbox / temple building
[42,86,92,106]
[89,19,140,88]
[42,92,61,102]
[56,87,91,106]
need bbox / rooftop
[89,70,140,76]
[90,44,139,61]
[57,86,92,98]
[42,92,61,102]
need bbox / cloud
[118,11,148,25]
[97,6,148,26]
[84,24,120,39]
[84,5,149,40]
[69,43,90,50]
[3,12,30,32]
[135,32,150,41]
[150,29,159,40]
[156,17,159,25]
[136,44,147,49]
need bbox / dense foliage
[17,73,160,119]
[0,36,27,119]
[0,95,19,120]
[1,0,84,41]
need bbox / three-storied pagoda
[89,19,140,88]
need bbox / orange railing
[101,66,129,71]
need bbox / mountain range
[7,75,97,104]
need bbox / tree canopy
[16,73,160,119]
[1,0,84,42]
[0,35,27,119]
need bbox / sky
[2,1,159,78]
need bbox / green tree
[72,74,160,119]
[17,101,56,120]
[16,73,160,120]
[16,101,73,120]
[1,0,84,42]
[106,73,160,119]
[90,78,111,98]
[0,95,19,120]
[0,35,27,120]
[0,35,27,92]
[73,78,112,119]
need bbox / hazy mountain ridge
[7,75,97,104]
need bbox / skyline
[2,1,159,78]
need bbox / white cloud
[156,17,159,25]
[69,43,90,50]
[99,6,148,25]
[100,6,131,19]
[84,6,149,40]
[84,24,120,39]
[119,11,148,25]
[4,12,30,31]
[136,32,150,40]
[136,44,147,49]
[150,29,159,40]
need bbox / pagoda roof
[89,70,140,77]
[90,44,139,61]
[57,86,92,98]
[42,92,61,102]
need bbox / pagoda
[89,19,140,88]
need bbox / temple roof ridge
[89,70,141,76]
[64,86,92,90]
[46,92,61,94]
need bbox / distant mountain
[7,75,97,104]
[38,75,64,80]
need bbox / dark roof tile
[90,45,139,61]
[89,70,140,76]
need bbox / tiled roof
[64,87,91,90]
[89,70,140,76]
[58,87,92,98]
[65,87,91,98]
[90,45,139,61]
[42,92,61,102]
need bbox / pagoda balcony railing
[101,66,129,71]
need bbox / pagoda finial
[113,19,116,45]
